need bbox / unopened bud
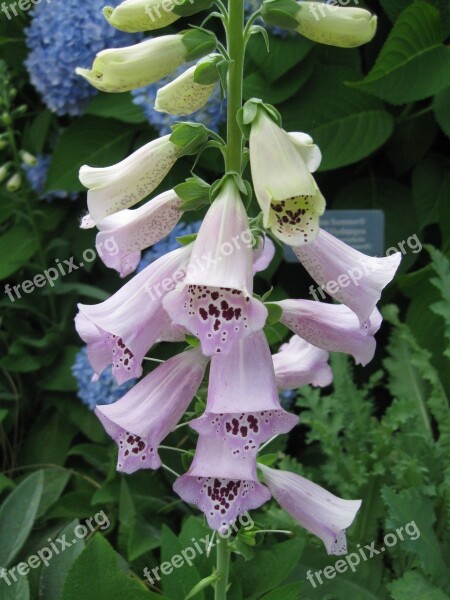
[20,150,38,166]
[6,173,21,192]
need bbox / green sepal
[238,98,282,139]
[170,122,209,157]
[261,0,300,29]
[177,233,198,245]
[182,28,218,61]
[173,0,214,17]
[175,175,211,211]
[194,54,226,85]
[257,452,279,467]
[185,334,201,348]
[265,302,283,325]
[185,573,218,600]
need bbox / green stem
[215,537,230,600]
[225,0,245,173]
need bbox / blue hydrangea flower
[72,347,135,410]
[131,65,226,135]
[25,0,136,116]
[137,220,201,272]
[22,155,77,202]
[245,0,293,38]
[280,389,297,409]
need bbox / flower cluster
[74,0,396,556]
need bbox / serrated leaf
[0,471,44,567]
[349,2,450,104]
[388,571,449,600]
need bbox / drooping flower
[261,0,377,48]
[137,221,201,272]
[163,178,268,356]
[191,331,298,458]
[96,347,208,473]
[272,335,332,390]
[294,229,402,325]
[25,0,135,116]
[79,135,179,223]
[259,464,362,555]
[155,54,222,117]
[174,436,271,530]
[75,244,192,384]
[94,189,183,277]
[22,155,77,202]
[76,30,217,93]
[131,64,225,135]
[249,106,325,246]
[271,300,382,366]
[104,0,213,33]
[72,347,135,410]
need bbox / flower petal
[95,189,183,276]
[163,285,268,356]
[174,436,271,530]
[75,244,192,383]
[273,335,333,390]
[253,235,276,274]
[275,299,382,366]
[259,464,361,555]
[294,228,402,324]
[96,347,208,473]
[79,135,179,223]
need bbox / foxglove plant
[75,1,400,597]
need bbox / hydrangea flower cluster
[72,347,134,410]
[73,0,394,562]
[22,155,78,201]
[132,65,226,135]
[25,0,135,116]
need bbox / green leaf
[433,86,450,139]
[61,534,160,600]
[185,573,218,599]
[0,224,39,280]
[388,571,449,600]
[39,520,85,600]
[412,159,445,230]
[260,582,302,600]
[232,538,305,599]
[382,487,448,586]
[247,32,313,84]
[0,471,44,567]
[282,67,394,170]
[36,468,71,519]
[86,93,146,124]
[349,2,450,104]
[45,117,135,192]
[160,524,205,600]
